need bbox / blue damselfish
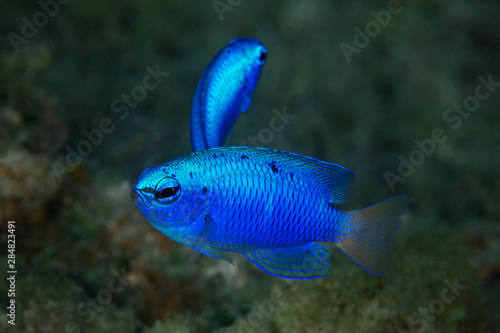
[190,37,267,151]
[132,147,416,279]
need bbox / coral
[0,257,139,333]
[144,316,195,333]
[0,150,60,226]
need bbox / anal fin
[243,243,331,279]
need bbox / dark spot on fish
[269,161,279,174]
[213,154,218,159]
[290,172,294,180]
[171,174,176,178]
[220,153,225,157]
[202,186,208,194]
[241,154,249,160]
[189,172,193,179]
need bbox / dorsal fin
[253,147,355,204]
[288,151,355,204]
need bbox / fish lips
[131,187,152,210]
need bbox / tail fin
[336,195,417,276]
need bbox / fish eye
[259,51,267,62]
[159,187,178,199]
[155,177,181,203]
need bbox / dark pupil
[159,186,178,199]
[259,52,266,62]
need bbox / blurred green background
[0,0,499,332]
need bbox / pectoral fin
[192,215,215,252]
[240,94,252,112]
[199,246,233,264]
[188,215,233,264]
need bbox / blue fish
[190,37,267,151]
[131,147,416,279]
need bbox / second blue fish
[190,37,267,151]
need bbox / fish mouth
[131,187,151,209]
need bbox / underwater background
[0,0,499,332]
